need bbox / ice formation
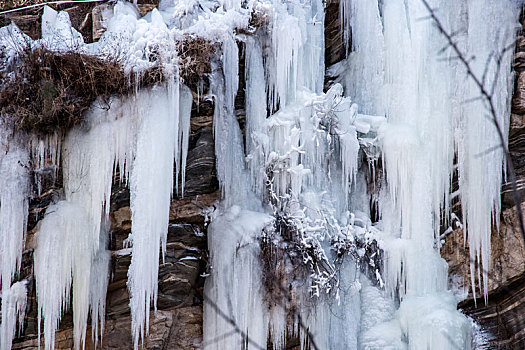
[341,0,519,348]
[206,0,519,349]
[0,0,521,349]
[0,280,28,350]
[455,0,518,301]
[0,146,30,293]
[128,84,180,349]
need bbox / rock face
[442,204,525,300]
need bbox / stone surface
[513,73,525,115]
[92,4,113,41]
[442,203,525,299]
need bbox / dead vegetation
[0,33,220,134]
[177,35,217,90]
[0,34,216,134]
[1,48,123,133]
[0,4,273,135]
[0,47,165,134]
[0,0,48,12]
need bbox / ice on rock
[211,47,250,206]
[454,0,519,300]
[0,280,28,350]
[359,279,405,350]
[0,144,30,350]
[34,201,91,350]
[207,2,372,345]
[41,6,84,51]
[0,146,30,292]
[29,133,61,196]
[397,293,472,350]
[178,85,193,196]
[0,0,521,349]
[128,84,179,350]
[203,207,272,350]
[245,36,268,197]
[337,0,517,347]
[340,0,385,116]
[0,24,31,71]
[90,225,110,347]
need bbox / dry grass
[177,35,216,90]
[0,47,164,133]
[0,35,215,134]
[0,6,271,134]
[0,0,48,11]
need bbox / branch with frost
[260,173,382,298]
[420,0,525,246]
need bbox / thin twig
[201,292,266,350]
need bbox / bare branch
[201,292,266,350]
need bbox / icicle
[29,133,61,196]
[63,116,119,252]
[34,201,91,350]
[222,34,239,114]
[245,36,268,197]
[203,207,272,350]
[268,7,303,110]
[211,46,248,205]
[0,146,30,292]
[348,0,478,347]
[339,0,351,56]
[178,85,193,196]
[127,83,179,350]
[341,0,385,116]
[90,222,110,347]
[34,94,137,350]
[339,126,360,205]
[0,280,28,350]
[297,0,325,95]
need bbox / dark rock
[176,126,219,198]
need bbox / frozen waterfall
[0,0,521,349]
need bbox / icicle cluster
[205,1,383,349]
[0,281,28,350]
[340,0,519,348]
